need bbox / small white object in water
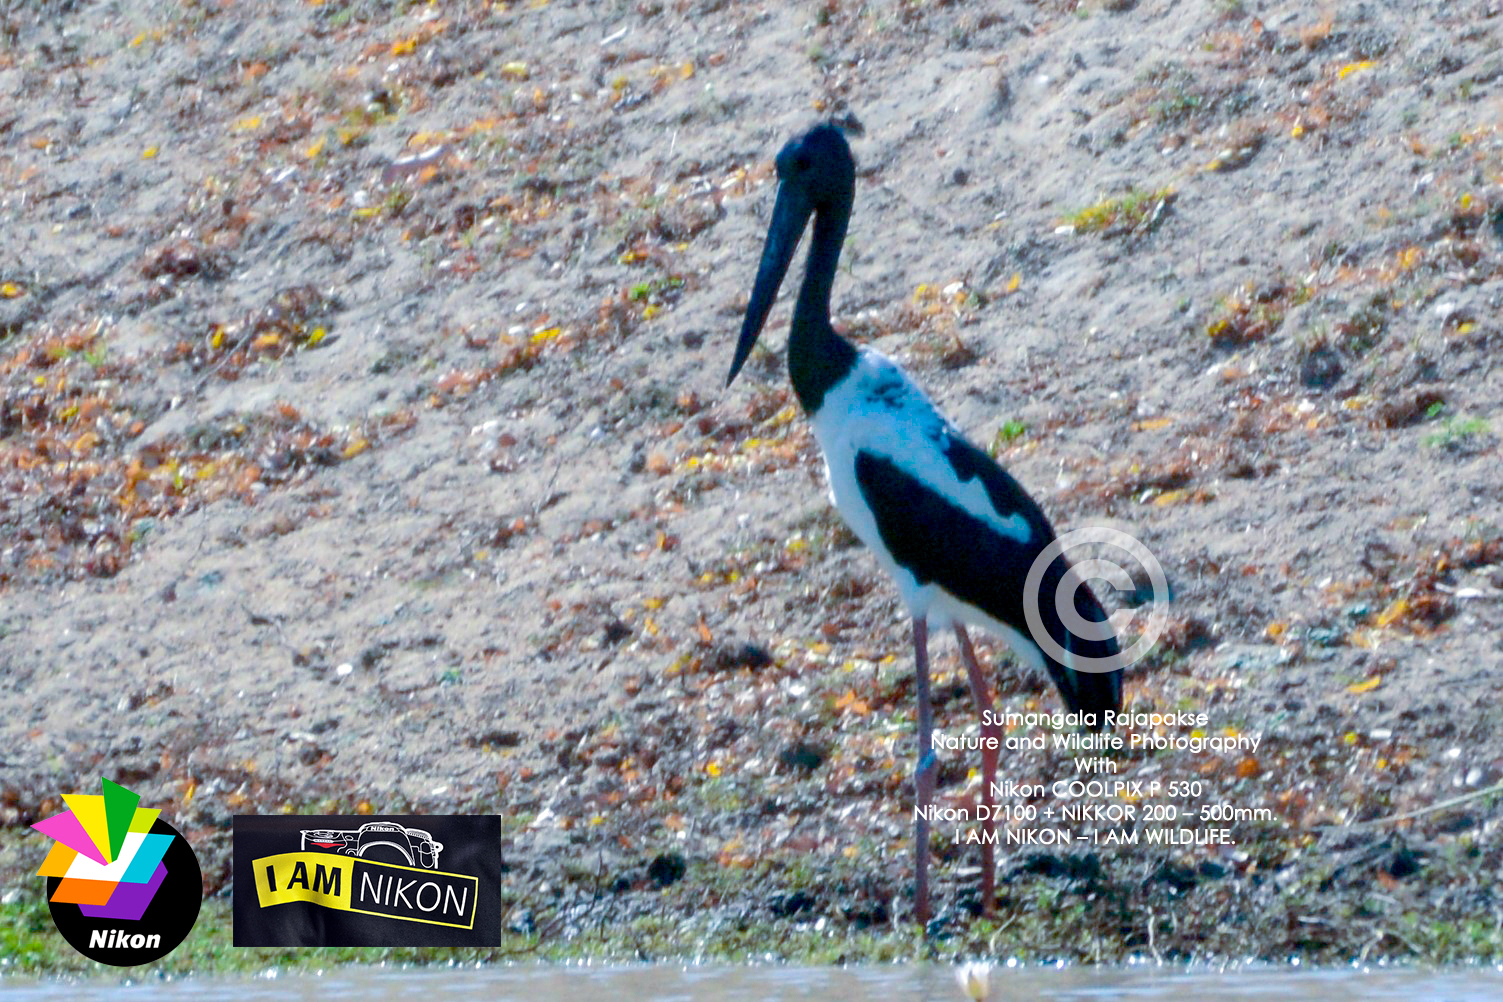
[955,961,991,1000]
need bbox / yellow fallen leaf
[1133,417,1173,432]
[1152,488,1192,506]
[1374,597,1409,628]
[0,282,23,298]
[142,146,159,159]
[1338,60,1376,80]
[1348,676,1382,694]
[501,61,529,79]
[1005,271,1021,294]
[833,690,870,716]
[341,438,369,459]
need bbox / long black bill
[726,183,813,387]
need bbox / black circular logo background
[46,817,202,967]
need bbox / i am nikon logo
[233,815,500,947]
[255,845,476,926]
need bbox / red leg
[955,624,998,918]
[913,617,936,926]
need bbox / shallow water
[5,964,1503,1001]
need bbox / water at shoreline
[5,963,1502,1001]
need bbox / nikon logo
[233,814,500,947]
[88,929,163,950]
[252,852,478,929]
[34,779,202,967]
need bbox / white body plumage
[809,348,1049,674]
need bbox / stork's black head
[726,124,857,387]
[772,124,856,212]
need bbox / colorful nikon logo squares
[31,778,202,966]
[232,815,501,947]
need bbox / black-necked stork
[727,124,1124,925]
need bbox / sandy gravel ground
[2,0,1502,962]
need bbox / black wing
[853,437,1121,723]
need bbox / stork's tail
[1037,564,1123,731]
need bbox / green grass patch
[989,420,1028,457]
[1424,414,1491,449]
[1064,186,1176,235]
